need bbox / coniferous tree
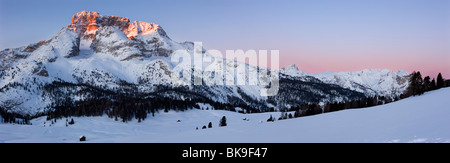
[350,100,359,108]
[323,103,331,112]
[279,111,287,120]
[294,110,301,118]
[424,76,431,91]
[208,122,212,128]
[437,73,444,89]
[219,116,227,127]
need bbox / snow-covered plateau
[1,87,449,143]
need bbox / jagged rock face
[67,11,172,59]
[90,25,173,60]
[91,26,140,60]
[98,15,130,34]
[0,47,31,71]
[127,21,162,39]
[67,11,166,41]
[67,11,101,39]
[0,27,80,71]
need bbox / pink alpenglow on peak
[126,21,161,39]
[67,11,164,40]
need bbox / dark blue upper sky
[1,0,449,76]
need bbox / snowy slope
[0,11,204,115]
[0,87,449,143]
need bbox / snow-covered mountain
[280,64,410,97]
[0,11,403,119]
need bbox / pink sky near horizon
[280,55,450,79]
[219,44,450,79]
[220,48,449,79]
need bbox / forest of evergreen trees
[0,80,262,124]
[0,108,32,124]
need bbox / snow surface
[1,87,449,143]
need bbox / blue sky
[1,0,449,77]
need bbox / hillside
[1,87,449,143]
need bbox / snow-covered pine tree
[219,116,227,127]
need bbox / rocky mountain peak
[98,15,130,33]
[127,21,160,39]
[68,11,131,40]
[281,64,308,77]
[282,64,299,71]
[67,11,102,39]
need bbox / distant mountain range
[0,11,409,119]
[281,64,409,97]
